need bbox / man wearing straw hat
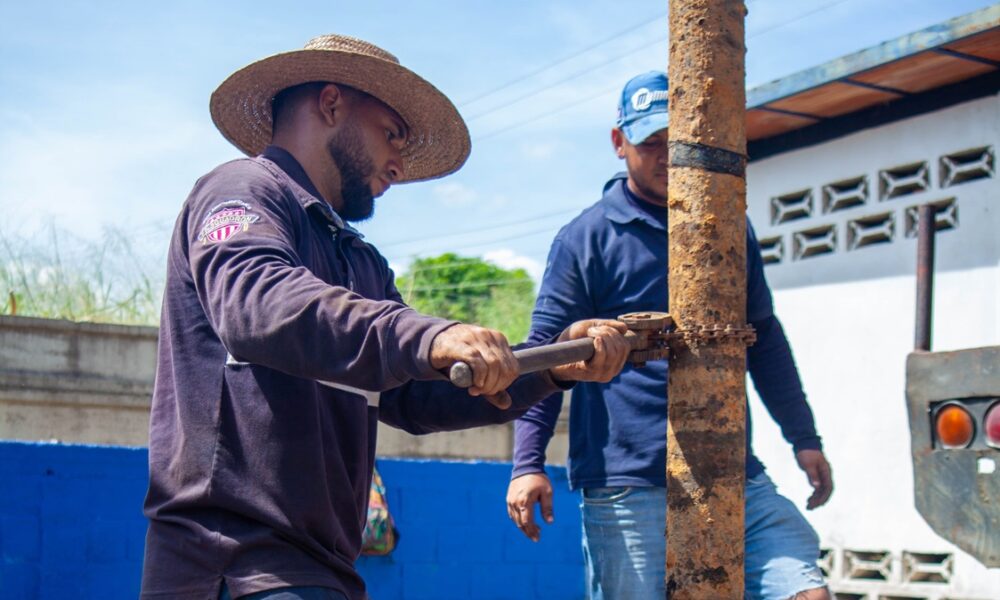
[141,35,630,600]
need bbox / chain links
[627,324,757,364]
[617,312,757,364]
[666,323,757,347]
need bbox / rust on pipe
[666,1,748,598]
[915,203,936,352]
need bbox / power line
[466,31,668,123]
[459,0,767,112]
[470,0,860,143]
[473,81,621,142]
[394,256,515,275]
[407,278,532,293]
[458,9,668,108]
[747,0,854,39]
[384,224,559,265]
[377,206,580,249]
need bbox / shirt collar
[602,172,667,231]
[260,145,361,235]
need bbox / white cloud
[431,181,479,207]
[521,140,561,160]
[0,81,231,242]
[483,248,544,283]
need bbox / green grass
[0,225,163,325]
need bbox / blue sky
[1,0,994,283]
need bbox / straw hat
[210,34,471,183]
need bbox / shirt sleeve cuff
[511,463,548,480]
[792,436,823,453]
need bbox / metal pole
[666,1,748,597]
[915,203,936,352]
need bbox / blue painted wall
[0,442,584,599]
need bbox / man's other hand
[507,473,554,542]
[430,324,518,409]
[796,449,834,510]
[549,319,630,383]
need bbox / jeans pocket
[583,486,634,504]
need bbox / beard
[326,122,376,222]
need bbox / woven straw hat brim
[210,49,470,183]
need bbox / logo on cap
[631,88,653,111]
[630,88,669,113]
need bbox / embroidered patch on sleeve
[197,200,261,245]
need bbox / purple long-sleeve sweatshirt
[141,146,567,599]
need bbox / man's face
[612,127,668,206]
[326,95,409,222]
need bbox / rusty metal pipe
[915,203,936,352]
[667,1,748,597]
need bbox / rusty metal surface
[915,203,936,351]
[667,0,748,597]
[906,347,1000,567]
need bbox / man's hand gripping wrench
[449,312,674,388]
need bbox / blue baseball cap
[616,71,669,144]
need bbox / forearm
[511,391,563,478]
[748,315,822,452]
[378,370,568,434]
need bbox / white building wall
[746,93,1000,599]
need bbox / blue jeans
[581,472,827,599]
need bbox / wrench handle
[449,337,599,389]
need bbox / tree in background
[396,253,535,343]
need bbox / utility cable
[470,0,858,142]
[376,206,580,249]
[458,9,668,108]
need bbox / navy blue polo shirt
[513,173,822,489]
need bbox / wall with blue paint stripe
[0,441,583,599]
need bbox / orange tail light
[935,404,975,449]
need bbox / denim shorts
[581,472,827,599]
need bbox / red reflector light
[935,404,975,449]
[985,403,1000,448]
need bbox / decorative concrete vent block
[902,551,953,584]
[759,235,784,265]
[904,199,957,238]
[844,549,893,581]
[833,593,868,600]
[792,225,837,260]
[940,146,994,188]
[823,176,868,213]
[879,162,930,200]
[877,595,930,600]
[818,547,834,577]
[771,189,813,225]
[847,212,895,250]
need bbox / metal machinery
[906,203,1000,568]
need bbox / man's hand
[507,473,554,542]
[549,319,630,383]
[796,449,833,510]
[430,324,518,409]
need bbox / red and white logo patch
[198,200,260,245]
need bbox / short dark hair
[271,81,369,131]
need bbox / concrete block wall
[0,315,552,463]
[0,441,584,599]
